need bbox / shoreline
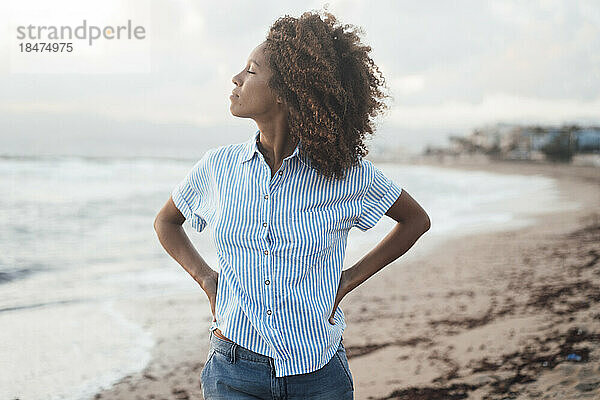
[411,156,600,180]
[91,159,600,400]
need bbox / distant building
[430,123,600,165]
[575,128,600,152]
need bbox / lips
[231,91,239,97]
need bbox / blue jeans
[200,330,354,399]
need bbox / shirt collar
[239,129,312,169]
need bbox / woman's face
[230,41,280,119]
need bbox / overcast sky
[1,0,599,157]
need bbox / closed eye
[246,70,255,74]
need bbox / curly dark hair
[264,9,391,181]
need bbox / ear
[276,95,284,104]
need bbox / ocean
[0,154,579,400]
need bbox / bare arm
[343,189,430,293]
[329,190,430,323]
[153,196,218,319]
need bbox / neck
[256,128,298,166]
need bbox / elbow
[154,212,184,232]
[421,213,431,233]
[153,214,162,233]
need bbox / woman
[154,10,430,399]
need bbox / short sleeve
[353,160,403,232]
[171,150,214,233]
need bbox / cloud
[390,74,426,96]
[388,92,600,130]
[0,0,599,153]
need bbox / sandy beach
[91,158,600,400]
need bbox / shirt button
[264,250,268,255]
[278,171,283,176]
[263,222,267,227]
[267,309,272,315]
[264,194,268,199]
[265,279,270,285]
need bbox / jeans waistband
[209,329,274,365]
[208,330,346,366]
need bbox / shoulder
[188,140,249,181]
[345,155,374,172]
[346,156,377,183]
[356,156,375,172]
[197,140,244,166]
[345,156,398,197]
[214,138,249,160]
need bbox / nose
[232,73,242,87]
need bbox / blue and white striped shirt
[171,129,403,377]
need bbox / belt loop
[230,342,237,364]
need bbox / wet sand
[92,158,600,400]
